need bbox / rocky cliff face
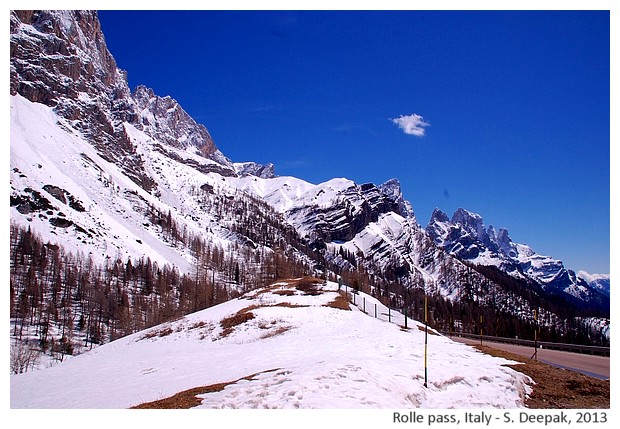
[10,10,121,105]
[132,85,228,164]
[285,179,407,246]
[10,10,230,192]
[234,161,277,179]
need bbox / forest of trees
[8,187,317,373]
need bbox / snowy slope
[10,279,531,409]
[10,94,197,272]
[9,94,273,274]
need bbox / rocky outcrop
[132,85,230,165]
[10,10,233,193]
[287,181,404,245]
[378,178,415,218]
[234,161,277,179]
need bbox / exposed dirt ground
[473,344,610,409]
[131,369,282,409]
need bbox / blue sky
[98,9,610,274]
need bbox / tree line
[9,217,312,372]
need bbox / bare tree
[10,342,41,374]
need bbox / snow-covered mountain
[9,8,609,371]
[578,271,610,297]
[10,278,532,409]
[426,208,609,306]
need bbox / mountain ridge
[425,207,608,304]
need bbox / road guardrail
[441,331,610,356]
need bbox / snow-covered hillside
[10,94,182,270]
[578,271,610,297]
[10,278,531,409]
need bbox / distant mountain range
[426,208,608,304]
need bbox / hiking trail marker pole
[424,293,428,388]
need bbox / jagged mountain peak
[131,84,227,164]
[450,207,487,239]
[10,9,236,192]
[425,206,608,304]
[430,207,450,223]
[377,178,415,219]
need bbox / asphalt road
[449,336,610,380]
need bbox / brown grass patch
[324,293,351,311]
[259,326,292,339]
[272,289,296,296]
[295,279,322,295]
[219,306,257,338]
[417,325,440,336]
[188,321,207,330]
[131,369,281,409]
[291,276,325,285]
[139,326,174,340]
[473,345,610,409]
[245,277,325,299]
[274,302,308,308]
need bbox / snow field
[10,279,532,409]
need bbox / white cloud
[390,113,430,137]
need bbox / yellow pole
[424,294,428,388]
[533,309,538,360]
